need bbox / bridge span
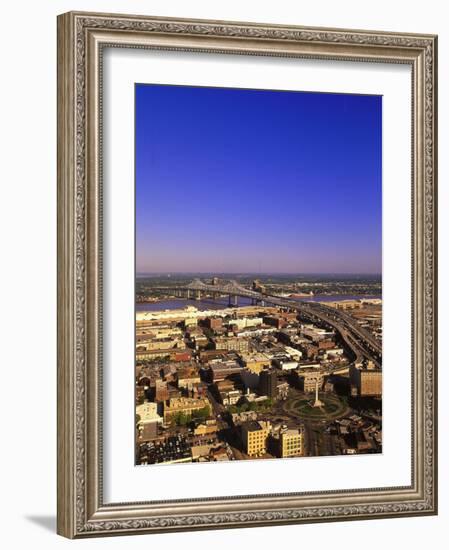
[148,278,382,367]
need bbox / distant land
[136,272,382,279]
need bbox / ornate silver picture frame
[57,11,437,538]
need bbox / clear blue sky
[136,84,382,274]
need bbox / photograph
[134,84,383,466]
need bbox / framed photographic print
[57,11,438,538]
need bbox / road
[151,279,382,368]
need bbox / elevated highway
[148,278,382,367]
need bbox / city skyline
[136,273,383,465]
[136,84,382,274]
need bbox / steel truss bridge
[150,278,382,367]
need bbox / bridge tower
[252,279,266,294]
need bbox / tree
[264,398,273,409]
[192,406,210,420]
[171,411,190,426]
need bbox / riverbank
[136,294,382,312]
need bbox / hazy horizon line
[136,271,382,277]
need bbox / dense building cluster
[135,290,382,465]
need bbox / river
[136,294,381,312]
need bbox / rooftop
[242,421,263,432]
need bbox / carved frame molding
[57,11,437,538]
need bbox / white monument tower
[312,379,324,408]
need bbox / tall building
[136,402,163,441]
[350,361,382,397]
[280,428,304,458]
[258,369,278,398]
[241,352,271,374]
[299,369,324,393]
[241,421,270,457]
[154,379,169,402]
[205,317,223,330]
